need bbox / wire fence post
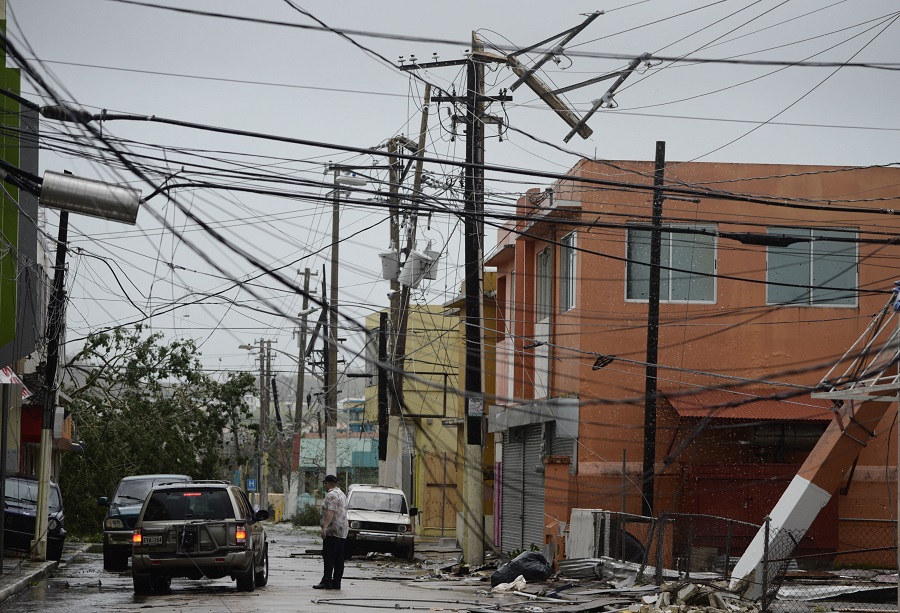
[655,515,666,585]
[723,519,733,582]
[685,515,694,580]
[762,515,771,613]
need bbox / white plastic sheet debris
[491,574,527,593]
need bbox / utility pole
[323,168,367,479]
[264,340,271,505]
[383,86,432,491]
[295,268,313,433]
[377,312,389,462]
[32,210,68,561]
[326,199,339,477]
[251,338,267,509]
[285,268,314,517]
[317,267,328,443]
[256,338,270,510]
[461,31,487,567]
[400,32,510,568]
[642,140,666,517]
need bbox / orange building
[486,158,900,563]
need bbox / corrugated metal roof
[663,389,834,421]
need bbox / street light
[28,171,141,562]
[0,88,148,561]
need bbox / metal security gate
[522,424,545,550]
[500,424,546,553]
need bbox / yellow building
[364,275,498,540]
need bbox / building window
[626,225,716,303]
[560,232,576,312]
[536,248,551,320]
[766,228,857,306]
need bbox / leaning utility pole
[382,137,403,488]
[383,86,432,491]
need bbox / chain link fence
[570,510,897,612]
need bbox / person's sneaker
[327,584,341,590]
[312,582,332,589]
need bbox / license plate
[143,534,163,546]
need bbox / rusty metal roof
[663,389,834,421]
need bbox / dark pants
[322,535,346,587]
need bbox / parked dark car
[98,474,191,571]
[131,481,268,594]
[3,474,66,561]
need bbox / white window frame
[766,227,858,307]
[625,225,717,304]
[560,232,576,312]
[536,247,552,320]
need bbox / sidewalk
[0,541,92,606]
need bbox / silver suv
[346,484,417,561]
[131,481,268,593]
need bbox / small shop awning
[663,389,834,422]
[0,366,33,400]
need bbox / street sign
[247,478,257,492]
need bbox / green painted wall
[0,17,21,355]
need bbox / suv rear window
[348,491,407,513]
[144,490,234,521]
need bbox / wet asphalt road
[1,523,490,612]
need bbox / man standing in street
[314,474,348,590]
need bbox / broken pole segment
[730,288,900,600]
[729,398,892,599]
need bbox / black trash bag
[490,551,552,587]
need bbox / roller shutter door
[521,424,545,550]
[500,428,524,552]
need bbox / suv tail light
[132,529,142,546]
[235,524,247,545]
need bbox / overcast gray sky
[8,0,899,383]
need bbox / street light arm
[0,163,42,197]
[0,86,39,111]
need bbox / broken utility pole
[730,287,900,603]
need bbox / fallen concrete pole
[729,398,893,600]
